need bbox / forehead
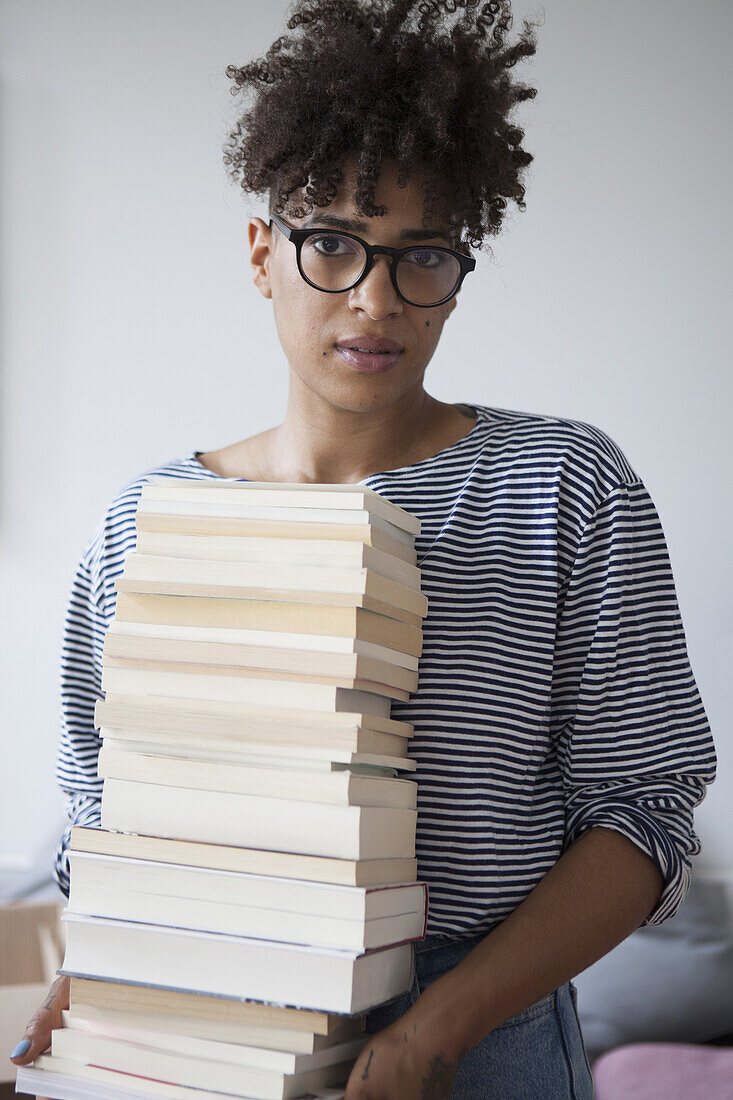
[288,157,456,243]
[299,211,453,244]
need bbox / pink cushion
[593,1042,733,1099]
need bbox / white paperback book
[60,911,414,1014]
[100,779,417,860]
[50,1025,355,1094]
[67,851,428,951]
[60,1008,367,1073]
[17,1057,348,1100]
[99,666,393,718]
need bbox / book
[67,884,424,952]
[101,629,419,694]
[113,591,423,655]
[96,744,418,808]
[144,476,421,536]
[135,530,421,589]
[107,618,420,672]
[17,1057,348,1100]
[100,780,417,860]
[61,1001,363,1051]
[71,827,418,887]
[44,478,426,1095]
[114,555,427,623]
[61,1007,366,1070]
[95,693,414,740]
[50,1027,354,1097]
[103,654,411,703]
[68,975,363,1035]
[136,507,415,566]
[100,666,394,717]
[60,912,414,1014]
[67,852,428,951]
[98,734,415,774]
[120,552,425,607]
[99,739,411,783]
[94,697,412,757]
[139,498,414,548]
[138,499,415,551]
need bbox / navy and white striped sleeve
[52,522,111,897]
[51,457,212,897]
[551,479,717,926]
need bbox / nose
[348,253,403,317]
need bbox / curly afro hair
[223,0,541,253]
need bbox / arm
[11,534,108,1074]
[346,479,717,1098]
[344,825,663,1099]
[53,540,108,897]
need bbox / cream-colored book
[60,1009,368,1074]
[94,694,413,748]
[70,827,418,887]
[96,743,417,808]
[135,530,421,589]
[114,554,428,622]
[143,476,421,536]
[100,665,394,715]
[62,1000,364,1051]
[101,630,418,694]
[112,592,423,656]
[107,618,420,672]
[136,508,416,565]
[98,734,415,774]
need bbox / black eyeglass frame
[269,212,476,308]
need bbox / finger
[9,1034,51,1065]
[10,975,69,1065]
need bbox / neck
[268,379,450,483]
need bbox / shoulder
[474,403,641,494]
[83,452,205,616]
[102,452,208,513]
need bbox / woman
[11,2,717,1097]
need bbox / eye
[405,249,447,269]
[308,233,357,257]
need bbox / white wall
[1,0,730,886]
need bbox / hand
[343,1014,469,1100]
[9,970,69,1096]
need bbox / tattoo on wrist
[360,1048,374,1079]
[420,1047,470,1099]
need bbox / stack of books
[18,477,429,1100]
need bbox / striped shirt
[55,401,717,937]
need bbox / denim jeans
[365,931,595,1099]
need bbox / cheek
[271,261,306,324]
[272,284,332,360]
[271,255,303,306]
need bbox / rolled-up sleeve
[551,480,717,926]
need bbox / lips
[335,336,403,354]
[334,344,403,373]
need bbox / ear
[248,218,275,300]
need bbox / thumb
[9,973,70,1066]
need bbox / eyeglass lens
[300,232,461,306]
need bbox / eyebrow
[301,213,453,244]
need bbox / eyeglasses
[269,212,475,308]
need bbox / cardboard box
[0,901,65,1084]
